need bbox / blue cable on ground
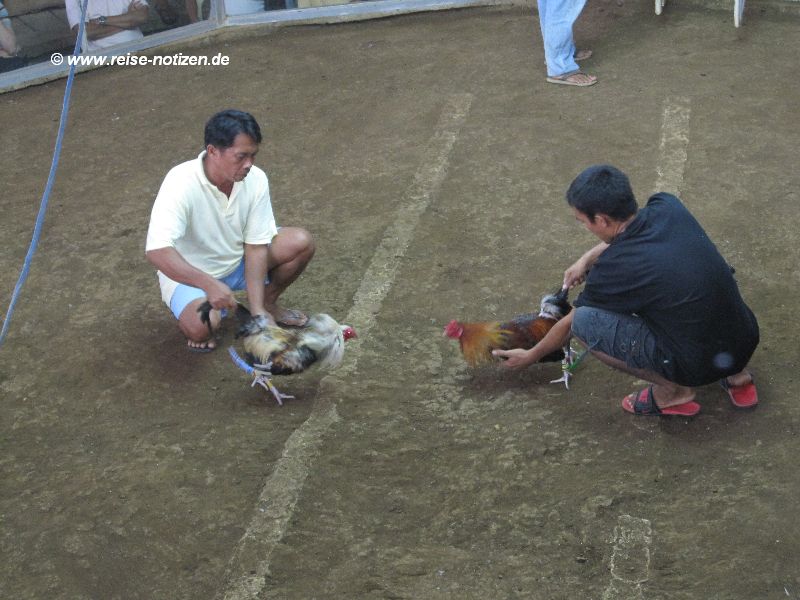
[0,0,90,347]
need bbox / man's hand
[145,247,238,313]
[493,348,537,369]
[204,280,237,312]
[493,314,575,370]
[563,242,609,289]
[128,0,147,13]
[563,259,589,290]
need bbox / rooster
[443,288,572,368]
[198,301,357,404]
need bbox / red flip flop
[622,385,700,417]
[720,375,758,409]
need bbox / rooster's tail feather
[458,321,512,367]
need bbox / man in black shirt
[495,165,759,416]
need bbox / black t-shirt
[574,193,759,386]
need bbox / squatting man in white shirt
[145,109,315,351]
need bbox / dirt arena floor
[2,2,799,599]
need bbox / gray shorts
[570,306,675,380]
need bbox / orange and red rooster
[444,288,572,367]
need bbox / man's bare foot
[187,338,216,353]
[723,371,753,388]
[720,371,758,408]
[650,384,695,409]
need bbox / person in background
[152,0,178,25]
[537,0,597,87]
[185,0,202,22]
[0,1,25,73]
[64,0,149,53]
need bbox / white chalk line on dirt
[653,97,691,195]
[218,93,474,600]
[603,98,690,600]
[602,515,653,600]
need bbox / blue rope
[0,0,90,347]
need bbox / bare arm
[185,0,200,22]
[493,312,575,369]
[146,247,236,310]
[77,0,149,41]
[563,242,608,289]
[0,22,19,56]
[74,22,119,42]
[104,1,149,27]
[243,243,273,322]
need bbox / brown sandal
[546,72,598,87]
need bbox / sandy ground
[1,3,799,599]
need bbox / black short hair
[204,110,262,149]
[566,164,638,222]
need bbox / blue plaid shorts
[570,306,675,380]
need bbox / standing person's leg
[538,0,597,86]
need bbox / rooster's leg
[549,370,572,389]
[252,373,295,406]
[549,342,575,389]
[550,341,589,389]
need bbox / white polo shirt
[146,152,278,303]
[65,0,148,53]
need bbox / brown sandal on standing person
[537,0,598,87]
